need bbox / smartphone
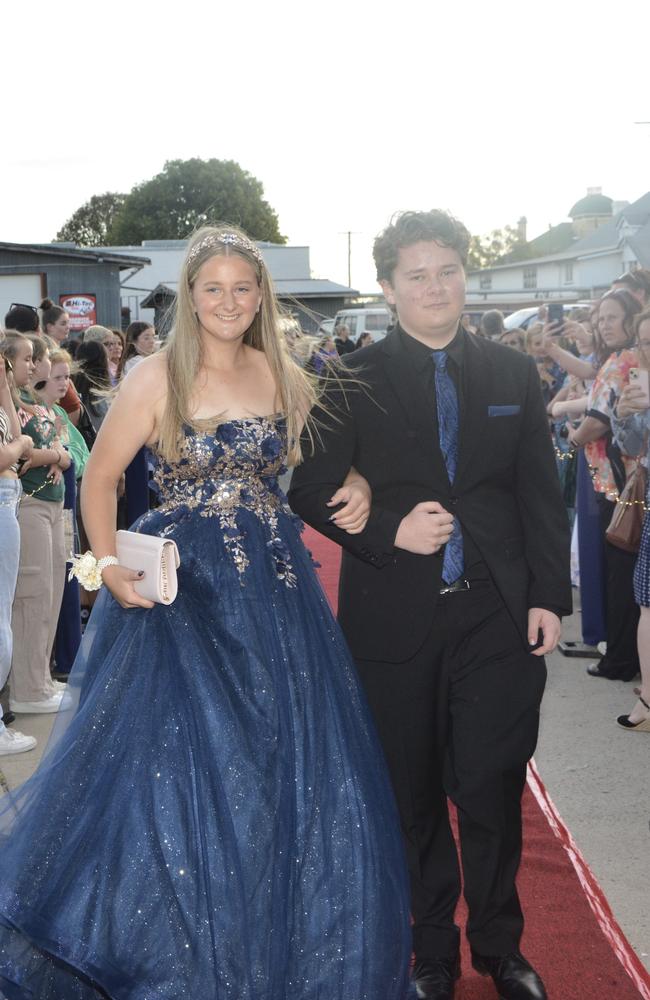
[629,367,650,407]
[547,303,564,334]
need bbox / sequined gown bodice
[0,420,414,999]
[140,416,298,586]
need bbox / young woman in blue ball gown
[0,226,414,999]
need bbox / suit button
[450,496,459,506]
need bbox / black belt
[438,578,471,596]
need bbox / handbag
[605,461,647,553]
[115,530,180,605]
[76,403,97,451]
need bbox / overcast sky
[2,0,649,292]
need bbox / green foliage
[467,225,532,270]
[55,192,126,245]
[106,158,285,244]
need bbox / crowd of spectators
[489,269,650,731]
[0,303,157,756]
[2,274,650,756]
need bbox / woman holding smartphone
[612,307,650,731]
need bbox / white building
[102,240,356,334]
[466,190,650,312]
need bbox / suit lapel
[378,331,451,486]
[455,332,492,487]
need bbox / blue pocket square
[488,405,520,417]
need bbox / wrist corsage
[68,552,118,591]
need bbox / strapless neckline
[189,412,284,426]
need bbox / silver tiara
[187,232,264,265]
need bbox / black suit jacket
[289,329,572,663]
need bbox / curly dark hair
[373,210,471,282]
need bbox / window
[564,262,574,284]
[479,274,492,290]
[366,313,390,332]
[523,267,537,290]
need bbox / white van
[333,307,392,344]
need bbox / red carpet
[303,527,650,999]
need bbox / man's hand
[527,608,561,656]
[395,501,454,555]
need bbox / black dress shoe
[471,952,546,999]
[413,955,460,999]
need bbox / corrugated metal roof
[272,279,357,297]
[0,242,151,268]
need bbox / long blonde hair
[158,225,319,464]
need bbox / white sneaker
[9,693,64,714]
[0,728,37,755]
[52,680,67,692]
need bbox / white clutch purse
[115,530,180,605]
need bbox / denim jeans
[0,478,21,736]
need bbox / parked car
[503,302,592,332]
[316,318,335,336]
[333,307,392,343]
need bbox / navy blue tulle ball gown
[0,416,414,1000]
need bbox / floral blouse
[585,348,638,496]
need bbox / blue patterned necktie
[432,350,464,584]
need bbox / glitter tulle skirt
[0,493,414,998]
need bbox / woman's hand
[47,463,63,486]
[53,443,72,471]
[562,320,591,349]
[100,564,155,610]
[617,383,649,418]
[18,435,33,460]
[541,322,563,354]
[326,473,372,534]
[567,425,582,447]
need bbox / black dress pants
[354,579,546,960]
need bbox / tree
[55,192,127,245]
[467,225,531,270]
[106,158,285,244]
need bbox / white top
[123,355,143,374]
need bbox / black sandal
[616,690,650,732]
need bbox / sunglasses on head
[10,302,38,314]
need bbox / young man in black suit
[289,210,572,1000]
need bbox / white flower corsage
[68,551,104,591]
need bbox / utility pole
[339,231,360,288]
